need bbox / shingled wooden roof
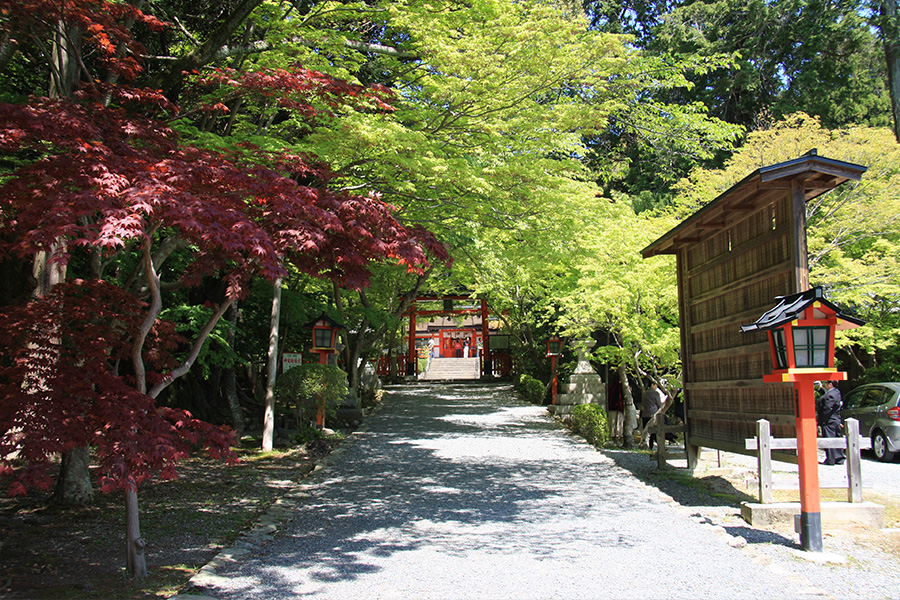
[642,154,867,258]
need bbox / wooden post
[795,382,823,552]
[656,413,667,469]
[407,302,417,376]
[481,298,491,379]
[757,419,773,504]
[845,418,862,503]
[791,180,811,291]
[550,354,558,404]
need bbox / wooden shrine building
[641,153,867,466]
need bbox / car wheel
[872,431,896,463]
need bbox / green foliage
[514,374,546,404]
[553,197,682,384]
[160,304,244,379]
[856,364,900,386]
[568,403,609,446]
[274,364,349,428]
[673,113,900,380]
[643,0,890,130]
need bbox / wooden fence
[744,418,869,504]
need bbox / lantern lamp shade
[303,312,346,350]
[771,328,788,370]
[742,287,864,375]
[792,326,830,368]
[314,327,335,349]
[546,337,562,356]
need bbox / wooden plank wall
[681,195,798,453]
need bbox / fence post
[845,418,862,503]
[655,413,667,470]
[757,419,773,504]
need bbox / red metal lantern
[546,335,562,357]
[303,313,345,363]
[742,286,864,553]
[744,287,863,383]
[302,313,345,428]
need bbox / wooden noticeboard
[641,154,866,464]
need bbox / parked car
[841,382,900,462]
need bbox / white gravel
[175,383,900,600]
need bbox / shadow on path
[194,383,818,600]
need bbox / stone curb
[168,401,386,599]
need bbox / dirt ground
[3,438,899,600]
[0,440,334,600]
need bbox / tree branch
[148,297,236,398]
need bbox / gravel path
[176,383,900,600]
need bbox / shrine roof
[740,286,865,333]
[641,154,867,258]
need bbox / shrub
[515,374,546,404]
[275,363,348,430]
[569,403,608,446]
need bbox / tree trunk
[0,30,18,80]
[262,278,282,452]
[33,243,95,505]
[51,447,93,506]
[125,483,147,578]
[49,20,81,99]
[150,0,266,96]
[224,302,245,437]
[333,280,360,407]
[882,0,900,143]
[619,364,638,449]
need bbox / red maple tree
[0,90,447,435]
[0,65,447,579]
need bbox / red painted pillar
[795,377,823,552]
[550,355,558,404]
[481,298,491,378]
[407,302,417,376]
[315,351,328,428]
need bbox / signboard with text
[282,353,305,372]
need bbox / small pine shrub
[515,374,546,404]
[275,364,348,430]
[569,403,608,446]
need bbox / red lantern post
[303,313,345,428]
[546,336,562,405]
[742,287,863,552]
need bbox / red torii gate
[403,295,493,377]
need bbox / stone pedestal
[548,341,605,416]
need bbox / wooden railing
[744,418,869,504]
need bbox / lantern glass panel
[792,326,829,368]
[547,341,561,356]
[314,328,333,349]
[771,328,788,369]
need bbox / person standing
[818,380,846,465]
[641,381,665,450]
[607,379,625,446]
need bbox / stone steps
[420,357,480,381]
